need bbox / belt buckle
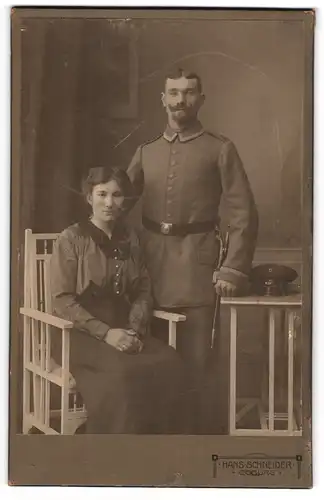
[160,222,173,235]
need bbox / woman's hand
[105,328,143,354]
[126,329,144,352]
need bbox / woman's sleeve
[50,229,110,341]
[127,232,153,336]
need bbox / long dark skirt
[69,329,188,434]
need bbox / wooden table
[221,294,302,436]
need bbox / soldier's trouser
[153,305,222,434]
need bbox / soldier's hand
[214,279,238,297]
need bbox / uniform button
[168,173,174,180]
[170,160,176,166]
[115,264,119,268]
[167,186,172,191]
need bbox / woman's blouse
[50,219,153,340]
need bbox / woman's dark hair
[82,166,134,209]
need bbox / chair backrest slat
[24,229,58,314]
[44,258,52,313]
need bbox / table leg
[287,310,295,433]
[229,306,237,434]
[268,308,276,431]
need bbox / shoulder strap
[205,130,230,144]
[140,133,163,148]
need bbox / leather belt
[142,217,216,236]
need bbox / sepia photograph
[9,7,313,487]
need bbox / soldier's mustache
[169,104,189,111]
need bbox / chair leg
[168,321,177,349]
[22,417,33,434]
[65,419,84,435]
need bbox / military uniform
[127,120,258,433]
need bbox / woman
[50,166,187,434]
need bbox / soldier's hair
[164,68,203,93]
[82,166,133,204]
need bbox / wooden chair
[20,229,186,435]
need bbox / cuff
[129,300,152,336]
[214,266,249,288]
[85,319,110,341]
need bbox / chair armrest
[21,307,185,329]
[20,307,73,329]
[153,310,186,322]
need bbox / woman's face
[88,180,125,223]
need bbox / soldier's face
[87,180,125,223]
[161,77,204,123]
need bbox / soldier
[127,68,258,434]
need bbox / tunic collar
[163,120,205,143]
